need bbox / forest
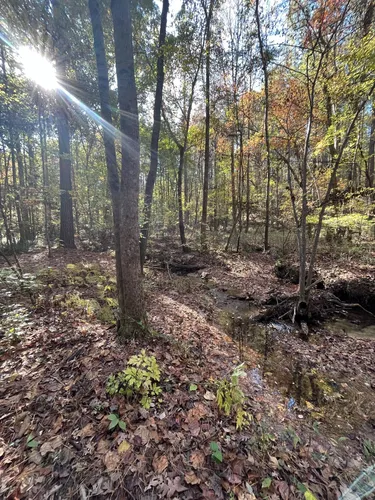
[0,0,375,498]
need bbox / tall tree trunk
[56,103,75,248]
[38,100,52,257]
[230,138,236,225]
[201,0,214,251]
[111,0,145,336]
[255,0,271,251]
[15,137,30,242]
[178,146,188,251]
[88,0,124,314]
[367,102,375,189]
[52,0,75,248]
[140,0,169,269]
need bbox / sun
[18,46,58,90]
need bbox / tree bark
[88,0,125,314]
[178,146,188,251]
[200,0,214,251]
[111,0,145,337]
[367,102,375,189]
[140,0,169,269]
[255,0,271,251]
[52,0,75,248]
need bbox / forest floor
[0,244,374,499]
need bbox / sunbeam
[1,31,141,159]
[0,32,14,48]
[58,86,140,158]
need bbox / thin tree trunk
[231,139,236,225]
[178,146,188,251]
[56,103,75,248]
[88,0,124,316]
[201,0,214,251]
[367,102,375,189]
[140,0,169,268]
[15,136,31,241]
[255,0,271,251]
[38,100,52,257]
[111,0,145,336]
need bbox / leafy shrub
[107,350,162,409]
[216,363,251,430]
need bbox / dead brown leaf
[97,439,110,454]
[104,451,118,472]
[158,476,188,498]
[28,450,42,465]
[152,454,168,474]
[40,436,63,457]
[17,415,30,438]
[203,391,216,401]
[186,402,209,423]
[190,450,205,469]
[188,419,201,437]
[134,425,150,445]
[77,423,95,438]
[185,471,200,485]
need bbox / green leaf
[212,450,223,463]
[27,435,39,448]
[210,441,219,452]
[108,413,119,430]
[296,482,307,494]
[304,491,317,500]
[262,477,272,489]
[189,384,198,391]
[118,420,126,431]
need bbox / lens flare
[18,46,58,90]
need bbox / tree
[52,0,75,248]
[111,0,145,336]
[140,0,169,269]
[200,0,215,251]
[88,0,124,315]
[255,0,271,251]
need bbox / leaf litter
[0,248,374,498]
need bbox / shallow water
[210,285,375,435]
[325,315,375,339]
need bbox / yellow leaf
[118,440,131,454]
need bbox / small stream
[209,284,375,435]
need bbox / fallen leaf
[97,439,110,454]
[53,416,63,433]
[40,436,63,457]
[186,402,209,423]
[190,450,205,469]
[118,440,131,454]
[17,415,31,438]
[152,454,168,474]
[158,476,188,497]
[134,425,150,445]
[188,419,201,437]
[104,451,118,472]
[29,450,42,465]
[269,456,279,468]
[203,391,216,401]
[275,480,289,500]
[185,471,200,485]
[77,423,95,438]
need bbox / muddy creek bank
[203,278,375,440]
